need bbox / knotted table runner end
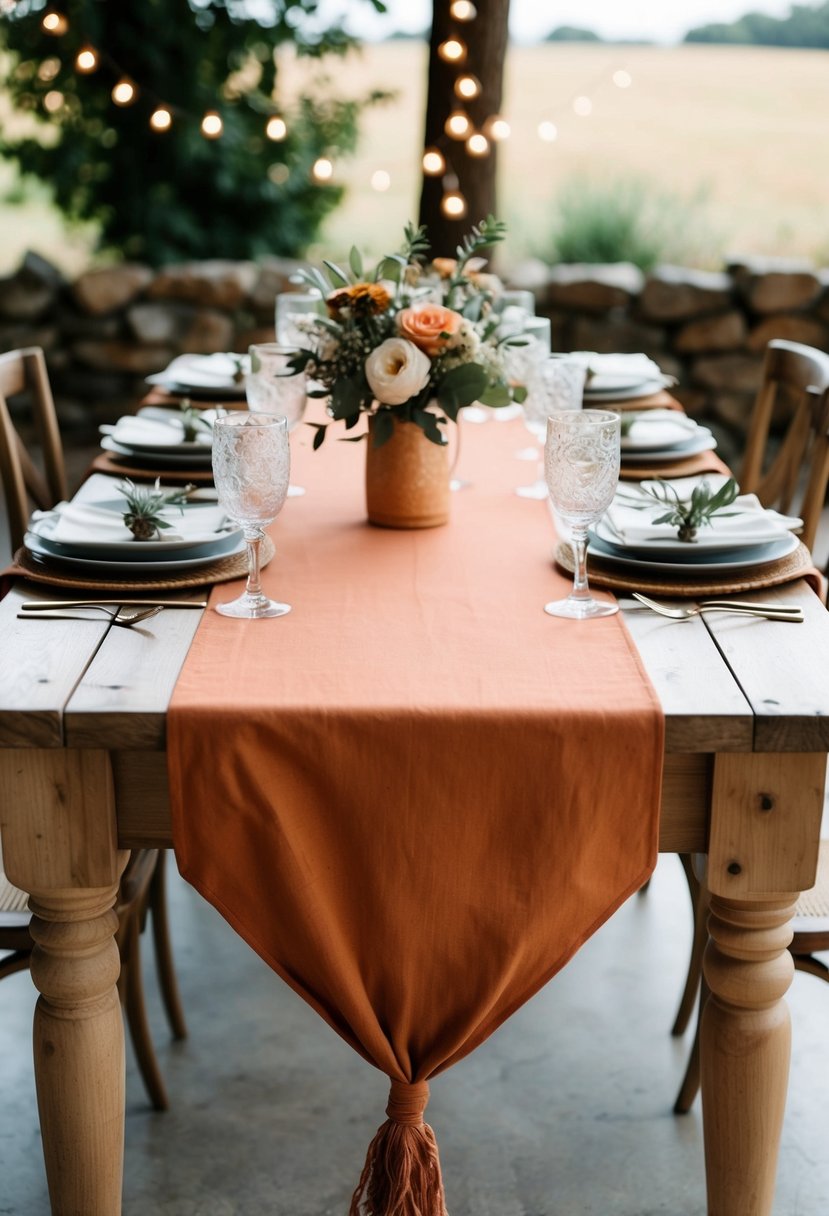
[349,1079,448,1216]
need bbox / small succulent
[641,477,740,542]
[118,478,196,541]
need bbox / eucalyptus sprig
[641,477,740,542]
[118,478,196,541]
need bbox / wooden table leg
[0,750,126,1216]
[702,751,825,1216]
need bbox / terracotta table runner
[167,415,664,1214]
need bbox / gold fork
[17,604,164,628]
[631,592,803,622]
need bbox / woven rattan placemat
[554,540,823,598]
[10,536,274,593]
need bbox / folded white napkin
[602,488,802,549]
[32,500,231,546]
[620,410,699,451]
[147,353,248,388]
[102,414,213,449]
[566,351,664,383]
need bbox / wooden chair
[672,337,829,1113]
[738,337,829,552]
[0,346,187,1109]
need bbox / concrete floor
[2,855,829,1215]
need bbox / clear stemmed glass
[516,356,586,499]
[246,342,307,497]
[544,409,621,620]
[275,290,323,347]
[212,413,291,619]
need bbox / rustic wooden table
[1,567,827,1215]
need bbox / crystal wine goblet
[246,342,307,497]
[544,409,621,620]
[212,413,291,619]
[516,356,586,499]
[275,290,323,347]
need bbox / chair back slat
[0,347,66,553]
[738,339,829,553]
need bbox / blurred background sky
[312,0,796,44]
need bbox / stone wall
[2,250,828,448]
[0,251,303,435]
[512,257,829,440]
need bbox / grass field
[2,41,828,273]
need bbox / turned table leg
[702,752,825,1216]
[0,750,126,1216]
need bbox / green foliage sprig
[641,478,740,542]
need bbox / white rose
[365,337,431,406]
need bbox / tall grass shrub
[546,175,717,270]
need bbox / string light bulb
[201,111,223,138]
[422,148,446,176]
[438,39,466,63]
[613,69,633,88]
[484,115,511,141]
[466,132,489,157]
[75,47,99,73]
[445,109,471,140]
[150,106,172,131]
[371,169,391,192]
[111,78,137,106]
[37,58,61,82]
[312,157,334,182]
[41,10,69,35]
[572,96,592,117]
[449,0,477,18]
[454,74,481,101]
[265,115,287,141]
[441,189,467,219]
[538,121,558,142]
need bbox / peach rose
[397,304,465,357]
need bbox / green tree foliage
[685,2,829,47]
[0,0,389,264]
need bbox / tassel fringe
[349,1117,448,1216]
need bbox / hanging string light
[200,110,223,138]
[422,148,446,176]
[449,0,476,19]
[444,109,471,140]
[149,106,172,131]
[312,156,334,182]
[466,131,489,157]
[438,38,466,63]
[454,73,481,101]
[75,46,98,73]
[111,78,137,106]
[41,10,68,35]
[265,115,287,141]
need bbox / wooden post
[0,750,126,1216]
[702,752,825,1216]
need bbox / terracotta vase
[365,414,450,529]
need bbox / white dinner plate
[585,530,800,575]
[619,429,717,463]
[583,378,668,402]
[101,436,214,468]
[30,501,239,558]
[24,530,246,574]
[593,514,796,559]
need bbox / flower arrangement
[288,216,527,449]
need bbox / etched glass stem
[570,528,590,601]
[244,528,264,602]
